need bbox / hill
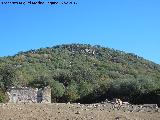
[0,44,160,104]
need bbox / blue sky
[0,0,160,64]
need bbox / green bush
[28,75,50,88]
[136,76,158,94]
[78,81,93,98]
[0,65,16,90]
[50,80,65,102]
[108,78,140,100]
[64,83,79,102]
[0,89,6,103]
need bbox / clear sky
[0,0,160,64]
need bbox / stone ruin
[7,86,51,103]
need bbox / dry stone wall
[7,87,51,103]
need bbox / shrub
[0,89,6,103]
[64,83,79,102]
[50,80,65,102]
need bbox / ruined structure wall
[7,87,51,103]
[41,87,51,103]
[7,88,38,103]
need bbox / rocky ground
[0,103,160,120]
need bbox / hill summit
[0,44,160,104]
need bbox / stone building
[7,86,51,103]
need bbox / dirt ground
[0,103,160,120]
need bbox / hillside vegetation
[0,44,160,104]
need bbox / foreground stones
[0,103,160,120]
[101,98,159,112]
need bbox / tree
[0,88,6,103]
[50,80,65,102]
[64,82,79,102]
[0,65,16,90]
[108,78,140,100]
[28,75,50,89]
[78,81,93,98]
[136,76,158,94]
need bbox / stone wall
[7,87,51,103]
[41,86,51,103]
